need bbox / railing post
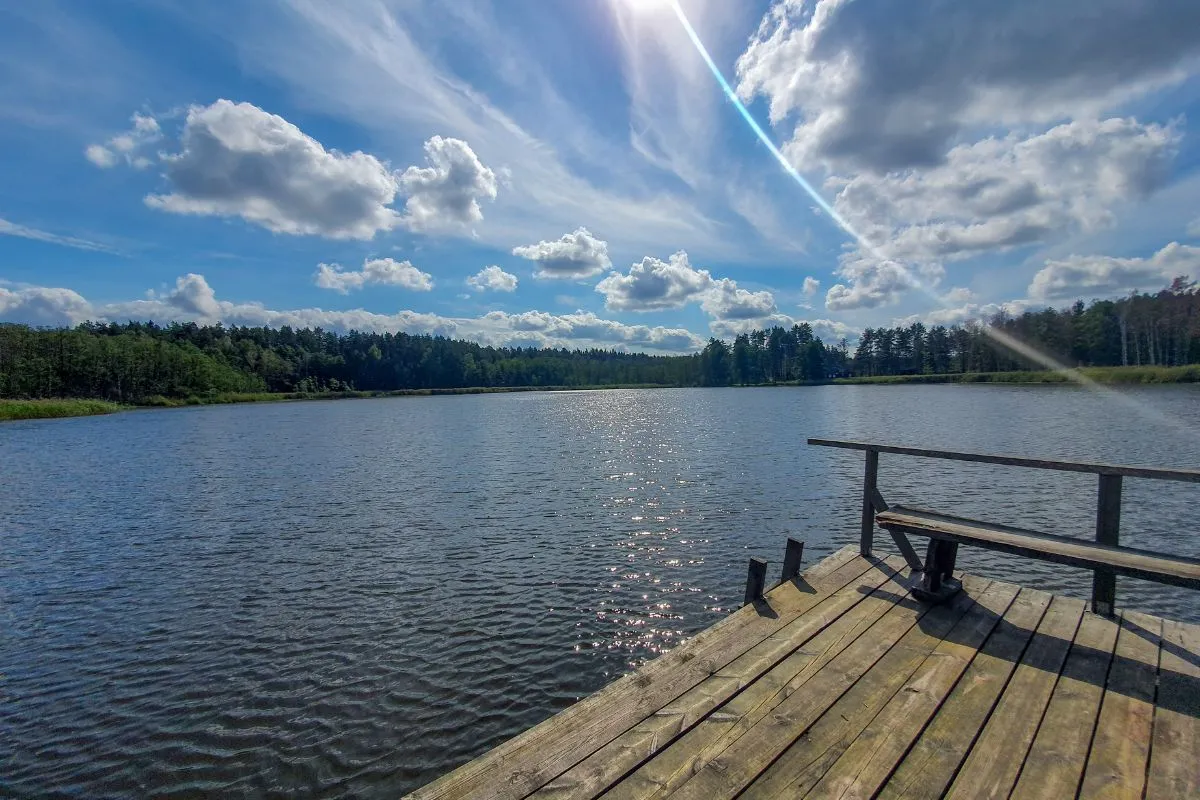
[860,449,879,556]
[1092,473,1122,616]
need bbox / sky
[2,0,1200,353]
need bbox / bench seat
[876,504,1200,591]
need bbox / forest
[1,280,1199,403]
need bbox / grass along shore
[5,365,1199,421]
[830,364,1200,385]
[0,399,127,421]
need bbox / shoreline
[4,364,1197,422]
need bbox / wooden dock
[404,545,1199,799]
[406,440,1200,799]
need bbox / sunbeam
[665,0,1200,440]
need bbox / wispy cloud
[0,217,118,254]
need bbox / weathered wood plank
[877,505,1200,590]
[741,577,1001,798]
[600,558,913,800]
[806,438,1200,483]
[798,579,1023,800]
[1010,611,1120,798]
[661,574,940,800]
[403,546,866,800]
[1077,611,1162,800]
[529,558,902,800]
[877,587,1053,800]
[1145,617,1200,799]
[944,594,1087,800]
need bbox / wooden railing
[808,438,1200,614]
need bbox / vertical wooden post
[1092,473,1122,616]
[860,449,879,556]
[781,538,804,582]
[744,557,768,606]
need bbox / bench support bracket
[910,538,962,604]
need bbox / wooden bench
[876,504,1200,604]
[808,438,1200,615]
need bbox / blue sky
[2,0,1200,352]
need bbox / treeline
[0,322,701,402]
[2,280,1199,402]
[849,278,1200,377]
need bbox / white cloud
[825,256,919,311]
[894,300,1032,329]
[824,118,1179,309]
[513,227,611,279]
[314,258,434,294]
[701,279,778,320]
[802,276,820,298]
[467,265,518,292]
[144,100,404,239]
[595,251,713,311]
[736,0,1200,174]
[708,313,860,344]
[85,112,160,169]
[0,285,93,327]
[1028,242,1200,300]
[1,274,704,352]
[594,250,780,322]
[0,217,116,253]
[398,135,497,232]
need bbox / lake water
[3,385,1200,797]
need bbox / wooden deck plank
[1145,617,1200,799]
[1009,611,1120,798]
[403,545,867,800]
[944,594,1087,800]
[529,558,904,800]
[876,587,1053,800]
[1077,611,1162,800]
[660,573,941,800]
[741,577,1004,798]
[600,558,912,800]
[797,579,1024,800]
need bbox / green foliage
[0,398,124,421]
[2,280,1199,404]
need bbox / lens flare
[665,0,1200,439]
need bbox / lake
[3,385,1199,797]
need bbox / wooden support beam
[860,449,879,556]
[781,539,804,583]
[1092,473,1122,616]
[744,557,768,606]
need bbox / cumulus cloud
[1028,242,1200,300]
[893,300,1032,329]
[825,256,919,311]
[709,313,860,344]
[85,112,160,169]
[398,136,497,232]
[802,276,820,298]
[595,251,713,311]
[467,266,518,292]
[0,285,94,327]
[513,227,611,279]
[314,258,433,294]
[824,118,1179,309]
[701,279,778,320]
[0,275,704,352]
[93,101,496,240]
[145,100,404,239]
[736,0,1200,174]
[594,250,779,323]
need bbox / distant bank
[4,365,1198,422]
